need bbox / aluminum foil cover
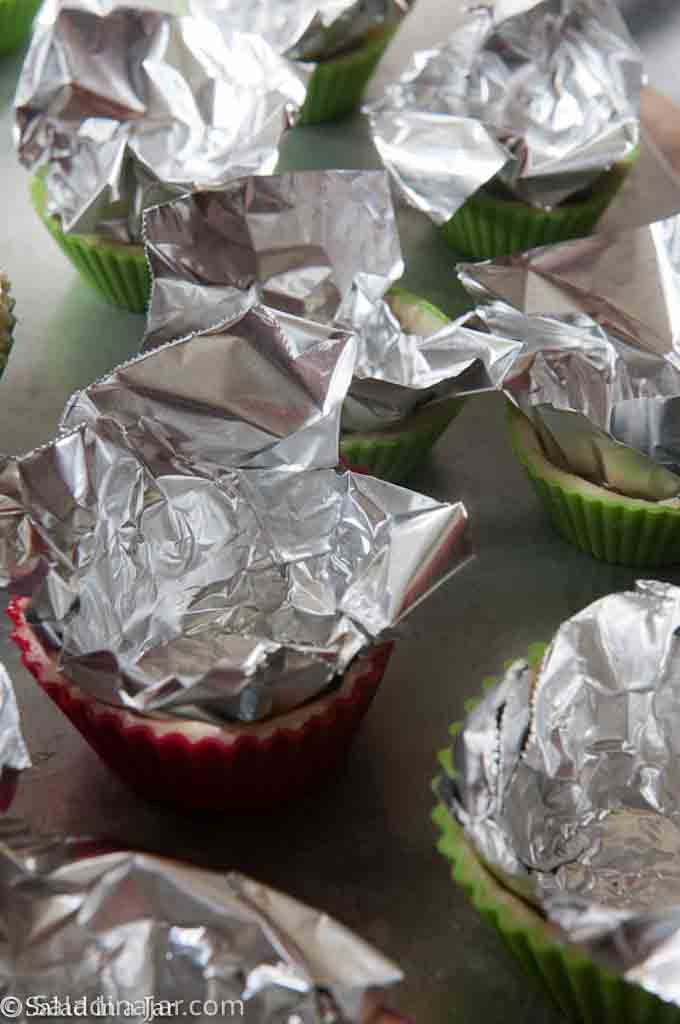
[0,823,402,1021]
[142,171,524,429]
[0,314,468,725]
[14,1,306,242]
[0,665,30,777]
[366,0,641,222]
[458,215,680,501]
[439,580,680,1009]
[189,0,413,63]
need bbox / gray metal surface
[1,6,680,1022]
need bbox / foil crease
[14,1,306,242]
[142,171,404,349]
[142,171,523,429]
[366,0,641,222]
[457,214,680,501]
[439,580,680,1010]
[0,315,469,724]
[190,0,413,63]
[0,823,402,1021]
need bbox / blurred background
[622,0,680,100]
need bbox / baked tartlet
[441,152,637,261]
[340,289,466,482]
[507,402,680,567]
[10,597,392,812]
[30,174,150,315]
[435,628,680,1023]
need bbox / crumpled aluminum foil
[0,312,469,725]
[0,821,403,1022]
[143,171,403,349]
[142,171,524,429]
[366,0,642,222]
[0,664,30,778]
[189,0,412,63]
[438,580,680,1010]
[458,214,680,501]
[14,1,306,242]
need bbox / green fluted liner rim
[340,399,465,483]
[440,155,635,260]
[297,28,395,125]
[433,652,680,1024]
[30,175,150,314]
[507,402,680,566]
[0,0,40,55]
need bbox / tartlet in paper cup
[440,155,636,261]
[298,25,396,125]
[433,778,674,1023]
[9,598,392,813]
[0,0,40,56]
[0,312,469,816]
[434,636,680,1023]
[507,402,680,567]
[30,175,150,314]
[18,4,305,315]
[340,289,466,482]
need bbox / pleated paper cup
[9,598,392,813]
[441,155,637,261]
[30,175,150,315]
[433,649,680,1024]
[507,402,680,567]
[297,27,396,125]
[340,288,466,482]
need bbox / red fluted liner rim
[7,598,391,812]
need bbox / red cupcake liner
[8,599,392,813]
[0,772,18,813]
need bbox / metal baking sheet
[2,3,680,1022]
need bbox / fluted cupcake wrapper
[440,157,635,261]
[507,403,680,567]
[0,0,40,55]
[433,652,680,1024]
[340,398,465,482]
[297,29,395,125]
[8,599,392,813]
[30,175,150,314]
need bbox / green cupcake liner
[30,175,150,315]
[507,402,680,567]
[340,287,465,482]
[440,156,635,260]
[0,0,40,56]
[340,398,465,483]
[433,650,680,1024]
[297,28,395,126]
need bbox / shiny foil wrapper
[0,822,402,1021]
[366,0,641,222]
[0,664,30,777]
[143,171,523,429]
[439,580,680,1010]
[15,1,306,242]
[189,0,413,63]
[0,315,469,725]
[458,214,680,501]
